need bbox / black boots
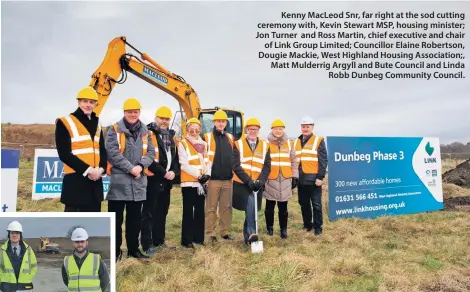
[265,209,274,236]
[279,211,288,239]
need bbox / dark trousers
[181,187,205,245]
[141,188,171,248]
[298,184,323,231]
[108,200,143,256]
[64,202,101,212]
[265,199,288,228]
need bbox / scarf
[123,119,141,140]
[186,135,206,154]
[267,132,287,147]
[149,122,172,152]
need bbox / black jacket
[203,128,233,180]
[61,250,110,291]
[146,123,180,190]
[55,108,107,207]
[232,137,271,211]
[297,134,328,185]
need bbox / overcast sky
[0,217,110,239]
[2,1,469,144]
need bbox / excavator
[88,36,245,140]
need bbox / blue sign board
[32,149,110,199]
[326,137,443,221]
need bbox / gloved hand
[292,178,299,189]
[253,180,262,192]
[198,174,211,184]
[248,180,256,191]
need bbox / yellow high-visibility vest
[268,139,293,179]
[64,252,101,292]
[203,132,234,163]
[180,138,209,183]
[233,138,268,184]
[0,241,38,288]
[293,135,323,174]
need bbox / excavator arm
[88,36,244,140]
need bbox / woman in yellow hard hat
[177,118,211,248]
[105,97,156,260]
[263,119,298,239]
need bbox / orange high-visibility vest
[106,124,149,175]
[293,135,323,174]
[203,132,234,163]
[144,133,160,176]
[233,138,268,184]
[56,115,101,174]
[179,138,209,183]
[268,139,293,180]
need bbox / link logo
[424,141,437,164]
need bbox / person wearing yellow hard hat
[232,117,271,245]
[140,106,180,254]
[201,109,236,243]
[263,119,299,239]
[293,116,328,236]
[55,86,108,212]
[0,221,38,291]
[105,97,156,260]
[177,117,211,248]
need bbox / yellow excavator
[88,36,245,140]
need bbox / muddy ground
[443,158,470,188]
[0,236,111,292]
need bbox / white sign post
[1,149,20,212]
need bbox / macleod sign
[32,149,110,200]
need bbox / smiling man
[62,227,110,292]
[0,221,38,292]
[55,86,108,212]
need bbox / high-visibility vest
[233,138,268,184]
[105,124,149,175]
[56,114,101,174]
[64,252,101,292]
[268,139,293,180]
[143,132,160,176]
[179,138,209,183]
[0,241,38,288]
[203,132,234,163]
[293,135,323,174]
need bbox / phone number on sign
[335,193,378,203]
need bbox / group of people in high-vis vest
[0,221,109,292]
[55,86,328,260]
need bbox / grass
[15,159,470,292]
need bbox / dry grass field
[13,157,470,292]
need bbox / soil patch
[443,159,470,188]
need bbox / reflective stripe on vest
[0,241,38,286]
[180,138,208,183]
[58,114,101,174]
[106,124,149,175]
[233,138,268,183]
[294,135,322,174]
[205,132,234,163]
[144,132,160,176]
[268,139,293,179]
[64,253,101,292]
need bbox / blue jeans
[243,193,256,242]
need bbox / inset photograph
[0,213,114,292]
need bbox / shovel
[251,190,264,253]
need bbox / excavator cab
[198,108,244,141]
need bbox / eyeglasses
[189,128,201,134]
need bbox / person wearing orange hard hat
[55,86,108,212]
[263,119,298,239]
[105,97,155,260]
[202,109,236,244]
[232,117,271,246]
[140,105,180,254]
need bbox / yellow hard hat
[245,117,261,128]
[213,110,228,121]
[77,87,98,101]
[123,98,141,110]
[271,119,285,128]
[155,106,172,118]
[186,117,201,126]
